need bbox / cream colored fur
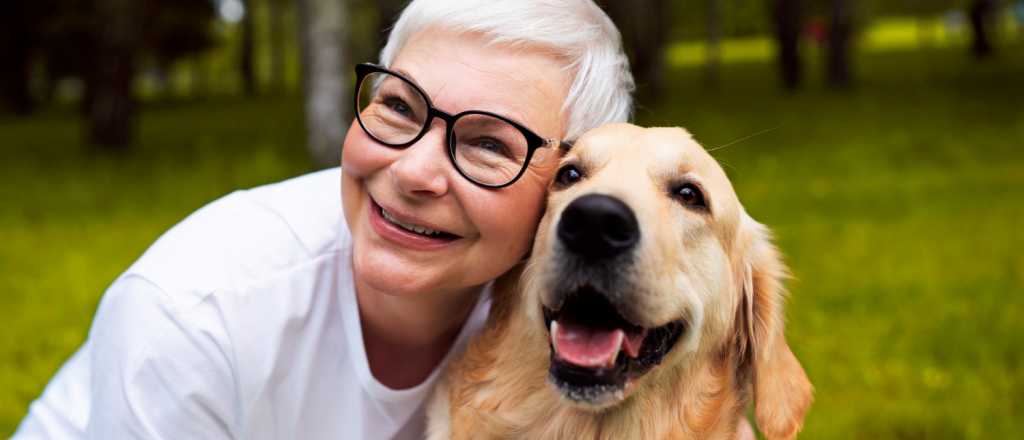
[427,124,813,440]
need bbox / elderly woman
[13,1,632,439]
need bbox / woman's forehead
[390,29,569,137]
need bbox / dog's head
[522,123,811,438]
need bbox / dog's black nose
[557,194,639,260]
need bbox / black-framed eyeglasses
[354,63,559,189]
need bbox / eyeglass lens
[356,71,531,186]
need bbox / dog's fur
[427,124,812,440]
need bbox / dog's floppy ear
[738,217,813,440]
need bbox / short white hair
[379,0,635,142]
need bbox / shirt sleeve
[86,274,239,439]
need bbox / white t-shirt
[13,168,491,440]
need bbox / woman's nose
[389,123,450,198]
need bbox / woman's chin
[351,247,447,298]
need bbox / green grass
[2,37,1023,438]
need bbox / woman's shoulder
[125,167,348,304]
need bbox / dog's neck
[444,280,752,440]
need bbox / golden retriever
[427,123,813,439]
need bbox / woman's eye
[473,137,506,153]
[382,96,414,119]
[674,183,707,209]
[555,165,583,188]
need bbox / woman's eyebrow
[393,68,422,88]
[391,66,531,126]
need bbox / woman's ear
[738,217,813,440]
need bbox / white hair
[379,0,635,142]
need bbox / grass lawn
[2,38,1022,437]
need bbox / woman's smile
[368,196,462,252]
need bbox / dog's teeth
[606,331,623,368]
[550,321,560,353]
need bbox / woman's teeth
[381,208,445,237]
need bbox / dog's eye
[555,165,583,188]
[674,183,707,209]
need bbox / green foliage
[665,0,772,39]
[28,0,219,74]
[860,0,965,18]
[2,32,1022,440]
[143,0,220,64]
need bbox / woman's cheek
[494,186,549,256]
[341,120,390,179]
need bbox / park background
[1,0,1022,438]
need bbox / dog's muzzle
[542,193,685,407]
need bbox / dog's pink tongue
[552,321,625,368]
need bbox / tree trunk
[772,0,803,90]
[88,0,139,150]
[969,0,997,58]
[0,34,34,116]
[604,0,671,104]
[373,0,405,52]
[0,0,35,115]
[705,0,723,86]
[240,0,257,95]
[268,0,286,92]
[826,0,853,88]
[297,0,349,168]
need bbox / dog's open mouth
[542,286,685,405]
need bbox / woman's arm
[85,274,239,439]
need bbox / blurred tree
[15,0,216,146]
[826,0,854,88]
[34,0,97,110]
[373,0,404,52]
[144,0,217,102]
[772,0,804,89]
[969,0,998,57]
[603,0,672,103]
[267,0,287,92]
[4,0,226,139]
[89,0,216,148]
[706,0,724,86]
[663,0,771,41]
[89,0,141,149]
[297,0,349,168]
[865,0,959,16]
[241,0,257,95]
[143,1,218,67]
[346,0,403,67]
[0,1,38,115]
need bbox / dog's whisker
[706,125,782,153]
[717,159,738,173]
